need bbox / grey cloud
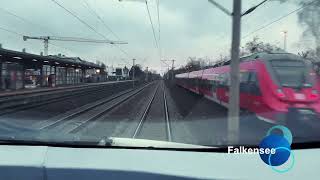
[0,0,307,72]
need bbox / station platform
[0,80,133,98]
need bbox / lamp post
[281,30,288,51]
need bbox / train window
[271,60,314,88]
[220,73,230,87]
[217,74,223,87]
[200,79,206,89]
[240,72,250,83]
[212,80,217,92]
[204,80,208,89]
[226,74,231,87]
[249,72,258,83]
[248,72,261,96]
[199,79,203,88]
[240,72,249,93]
[271,60,304,67]
[206,80,210,90]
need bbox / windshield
[271,60,313,88]
[0,0,320,153]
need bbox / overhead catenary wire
[242,0,269,16]
[50,0,111,41]
[0,7,77,56]
[0,7,54,35]
[0,26,23,36]
[47,42,75,55]
[242,0,319,39]
[0,25,72,55]
[81,0,130,65]
[0,25,75,55]
[0,5,112,57]
[212,0,319,58]
[144,0,162,71]
[50,0,131,65]
[156,0,160,42]
[82,0,121,41]
[145,0,159,50]
[0,7,124,57]
[156,0,162,62]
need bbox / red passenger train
[175,52,320,125]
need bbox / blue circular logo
[259,125,295,173]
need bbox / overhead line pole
[171,59,175,80]
[208,0,242,144]
[208,0,269,144]
[228,0,242,145]
[132,58,136,88]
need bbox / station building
[0,47,106,91]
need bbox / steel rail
[163,82,172,142]
[39,83,153,133]
[132,83,160,138]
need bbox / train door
[194,78,198,93]
[211,80,218,99]
[208,74,219,100]
[195,77,201,94]
[239,71,250,109]
[246,72,263,112]
[217,73,229,106]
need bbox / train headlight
[276,89,286,98]
[310,90,318,99]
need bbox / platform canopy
[0,48,103,70]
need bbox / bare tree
[244,37,281,54]
[298,1,320,56]
[274,0,320,56]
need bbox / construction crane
[23,36,128,56]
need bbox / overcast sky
[0,0,312,73]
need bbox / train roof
[211,51,303,68]
[188,70,203,78]
[242,52,303,62]
[175,52,306,78]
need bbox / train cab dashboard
[0,142,319,180]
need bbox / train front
[261,54,320,130]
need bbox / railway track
[37,82,156,133]
[132,81,172,142]
[0,81,133,116]
[163,83,172,142]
